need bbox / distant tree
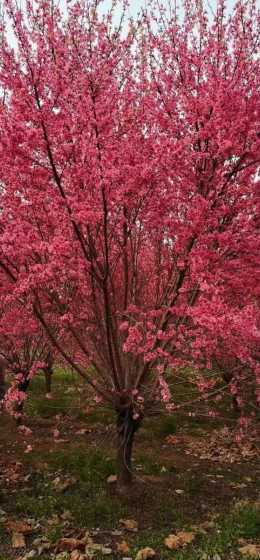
[0,298,55,418]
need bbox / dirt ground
[0,400,259,560]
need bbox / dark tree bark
[116,407,141,488]
[221,371,240,413]
[44,366,53,393]
[15,376,30,423]
[44,351,54,393]
[0,357,7,402]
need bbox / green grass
[141,414,177,438]
[49,447,116,481]
[14,447,128,528]
[128,504,260,559]
[25,367,84,418]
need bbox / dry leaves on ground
[238,544,260,558]
[107,475,117,484]
[12,532,26,548]
[119,518,138,532]
[56,537,86,552]
[165,531,195,550]
[186,428,259,463]
[116,540,130,554]
[5,519,33,535]
[52,476,77,492]
[135,547,156,560]
[70,551,85,560]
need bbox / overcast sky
[5,0,239,48]
[99,0,237,18]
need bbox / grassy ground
[0,369,259,560]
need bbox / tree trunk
[15,377,30,423]
[0,374,5,402]
[222,371,240,414]
[117,408,140,489]
[44,367,53,393]
[0,358,6,402]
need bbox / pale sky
[5,0,241,49]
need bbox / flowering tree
[0,296,55,418]
[0,0,259,486]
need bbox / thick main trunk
[117,408,140,488]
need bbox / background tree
[0,297,55,418]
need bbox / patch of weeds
[26,390,75,417]
[130,529,172,559]
[69,490,128,528]
[142,414,177,438]
[233,504,260,540]
[121,503,260,560]
[15,493,58,518]
[26,366,82,418]
[135,453,162,475]
[48,447,116,483]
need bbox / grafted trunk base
[116,407,141,490]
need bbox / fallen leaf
[6,520,33,535]
[12,532,26,548]
[239,544,260,558]
[116,541,130,554]
[178,531,195,545]
[164,535,179,550]
[166,435,179,445]
[70,551,85,560]
[52,476,76,492]
[57,538,86,552]
[120,519,138,532]
[165,531,195,549]
[135,547,156,560]
[107,475,117,484]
